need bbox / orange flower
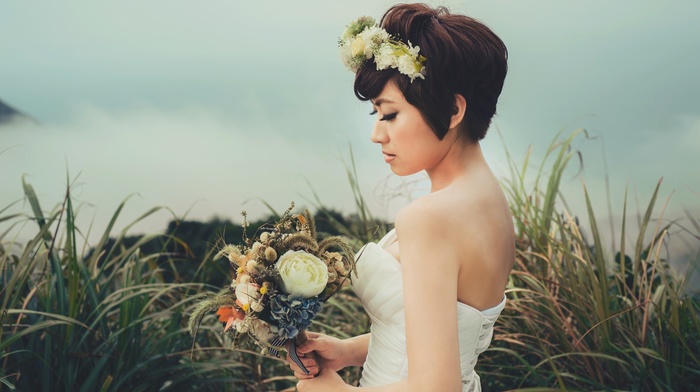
[216,306,245,332]
[216,306,234,322]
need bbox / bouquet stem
[289,330,318,376]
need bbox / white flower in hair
[374,43,398,70]
[397,55,415,77]
[338,16,427,81]
[397,43,425,80]
[339,41,353,67]
[358,26,389,58]
[351,37,366,58]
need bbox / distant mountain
[0,99,31,125]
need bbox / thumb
[298,335,326,354]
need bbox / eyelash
[369,110,397,121]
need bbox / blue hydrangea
[269,294,323,339]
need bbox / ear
[449,94,467,129]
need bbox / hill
[0,99,29,124]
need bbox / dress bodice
[351,229,505,391]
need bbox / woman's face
[369,81,454,176]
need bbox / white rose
[235,282,260,305]
[351,36,365,57]
[276,250,329,298]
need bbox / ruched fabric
[352,230,505,391]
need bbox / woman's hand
[287,332,348,379]
[296,368,353,392]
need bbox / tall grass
[3,129,697,391]
[1,176,370,391]
[305,145,390,248]
[477,129,700,391]
[0,179,299,391]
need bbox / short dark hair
[354,3,508,142]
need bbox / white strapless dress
[351,229,505,391]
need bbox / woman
[288,4,513,391]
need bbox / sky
[1,1,699,271]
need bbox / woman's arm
[341,333,371,367]
[290,332,371,379]
[392,201,464,392]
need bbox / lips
[382,152,396,163]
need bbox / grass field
[2,131,698,391]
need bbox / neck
[427,139,485,193]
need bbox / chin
[390,166,420,177]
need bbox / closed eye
[369,109,377,115]
[380,113,397,121]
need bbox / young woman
[288,4,514,391]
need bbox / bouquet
[188,203,356,374]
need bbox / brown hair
[354,3,508,142]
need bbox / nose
[370,120,388,144]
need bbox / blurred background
[2,0,699,266]
[2,2,699,390]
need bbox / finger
[291,363,318,376]
[288,358,318,374]
[288,341,313,358]
[287,355,317,368]
[297,339,321,354]
[297,332,324,352]
[294,367,318,379]
[305,331,320,339]
[291,361,318,378]
[287,354,316,367]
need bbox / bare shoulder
[395,177,514,308]
[395,184,507,240]
[394,196,440,232]
[394,195,453,243]
[393,193,467,261]
[393,196,461,274]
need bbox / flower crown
[339,16,427,82]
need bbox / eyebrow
[371,97,395,107]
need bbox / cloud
[2,0,698,265]
[0,105,395,245]
[679,115,700,152]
